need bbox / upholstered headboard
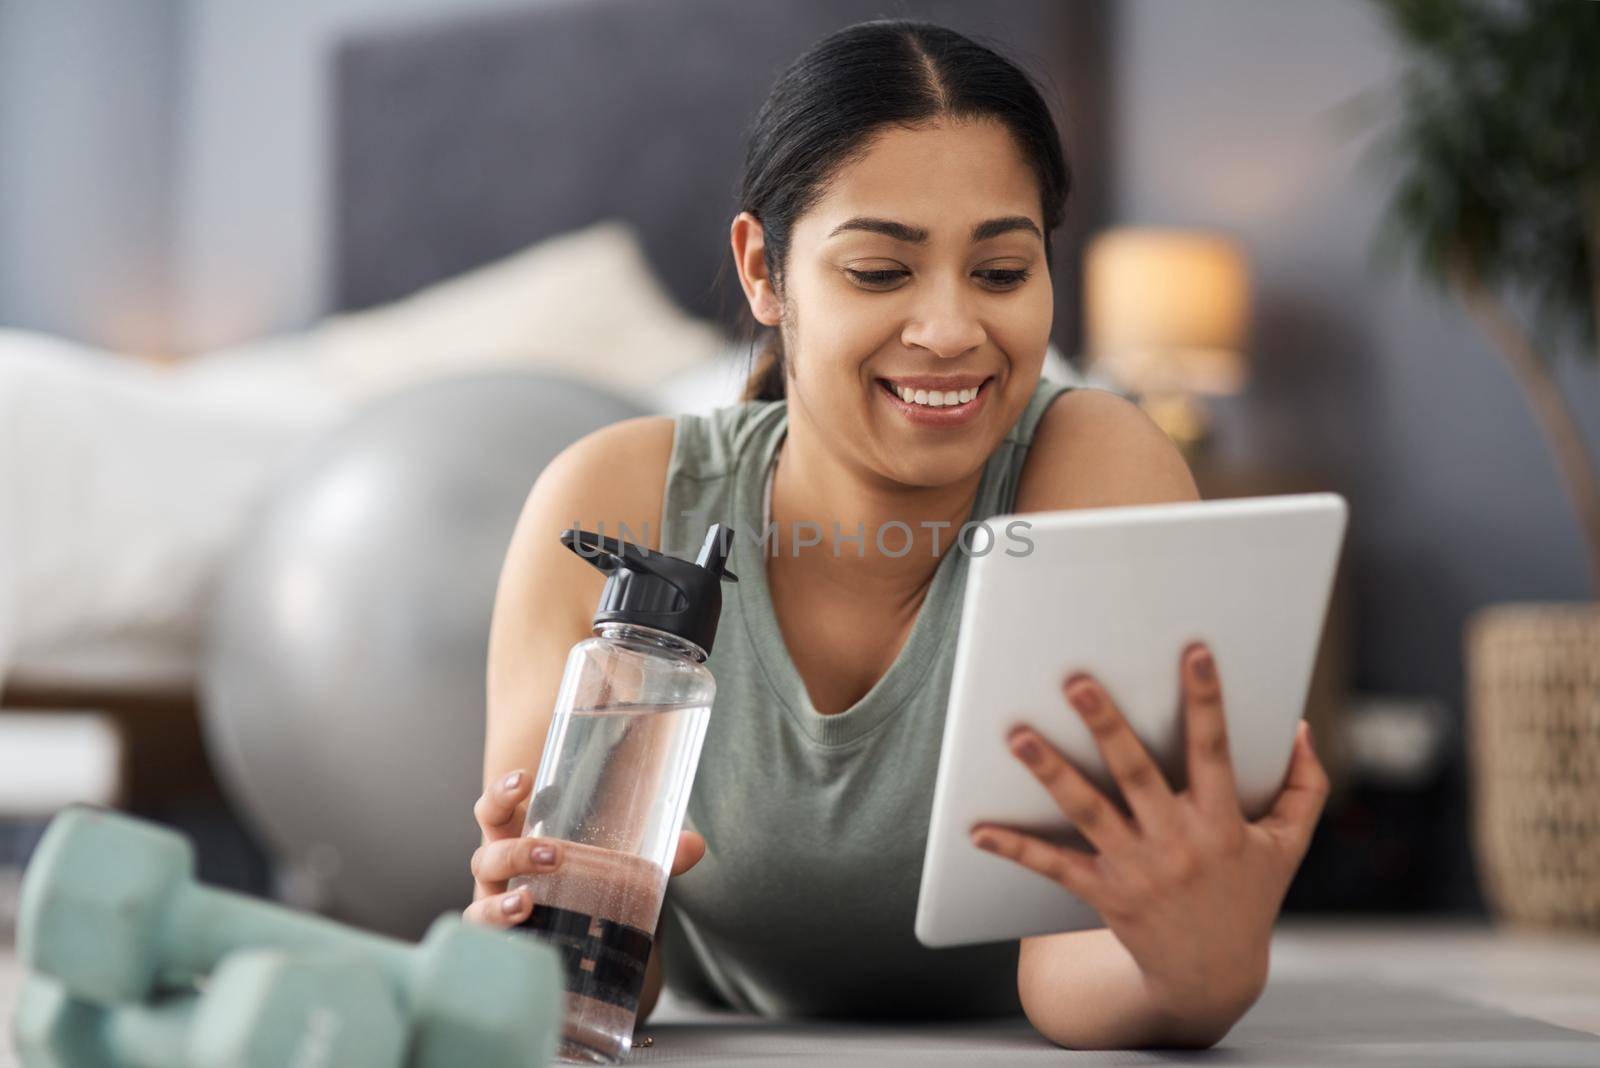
[331,0,1110,351]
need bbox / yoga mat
[629,978,1600,1066]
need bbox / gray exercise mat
[630,979,1600,1066]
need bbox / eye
[845,268,908,289]
[977,268,1031,288]
[843,267,1033,291]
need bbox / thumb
[671,829,708,876]
[1257,721,1330,856]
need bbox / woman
[465,19,1328,1050]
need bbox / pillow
[0,328,336,691]
[642,339,753,418]
[313,219,727,405]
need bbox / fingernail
[1011,735,1041,764]
[1067,680,1099,715]
[501,891,526,916]
[1193,650,1215,682]
[501,770,524,792]
[531,844,557,866]
[972,831,998,851]
[1301,722,1316,754]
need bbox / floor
[1260,917,1600,1037]
[4,915,1599,1066]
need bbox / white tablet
[914,492,1348,948]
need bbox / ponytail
[740,329,787,402]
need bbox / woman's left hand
[970,641,1330,1030]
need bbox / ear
[730,211,783,327]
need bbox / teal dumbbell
[18,806,563,1068]
[14,950,406,1068]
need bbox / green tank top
[656,376,1078,1019]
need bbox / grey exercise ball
[200,370,646,938]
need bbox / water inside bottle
[510,700,710,1065]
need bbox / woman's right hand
[464,768,708,927]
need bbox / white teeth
[890,383,983,408]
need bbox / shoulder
[1013,386,1200,512]
[545,412,677,480]
[490,413,676,648]
[527,414,677,550]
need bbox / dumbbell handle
[17,977,194,1068]
[155,882,410,995]
[17,956,408,1068]
[100,994,188,1068]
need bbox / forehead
[805,118,1041,237]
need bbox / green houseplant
[1365,0,1600,929]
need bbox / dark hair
[725,19,1071,402]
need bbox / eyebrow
[827,215,1042,244]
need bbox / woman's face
[753,117,1053,490]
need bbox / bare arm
[1000,388,1329,1048]
[480,415,676,824]
[1017,928,1253,1049]
[1009,388,1221,1048]
[470,415,705,1019]
[1014,387,1201,512]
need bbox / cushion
[313,219,727,404]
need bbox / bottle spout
[695,523,739,582]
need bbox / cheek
[789,272,899,387]
[993,282,1055,365]
[791,345,874,410]
[814,281,892,348]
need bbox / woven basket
[1466,602,1600,929]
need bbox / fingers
[1180,642,1242,817]
[474,769,532,840]
[1257,721,1330,856]
[1061,673,1178,835]
[672,830,707,877]
[1004,726,1134,854]
[463,885,533,928]
[465,829,706,929]
[970,824,1105,905]
[470,835,564,886]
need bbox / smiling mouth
[875,377,993,408]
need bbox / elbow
[1019,977,1256,1052]
[1017,980,1121,1051]
[1147,978,1265,1051]
[1155,1019,1232,1051]
[1024,1012,1235,1053]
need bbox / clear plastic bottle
[509,523,736,1065]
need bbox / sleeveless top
[655,376,1078,1019]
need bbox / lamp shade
[1085,228,1251,396]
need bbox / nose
[900,272,986,360]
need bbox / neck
[764,419,982,601]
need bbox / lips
[875,375,993,426]
[876,376,993,404]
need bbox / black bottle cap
[560,523,739,659]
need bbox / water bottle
[509,522,737,1065]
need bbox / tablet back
[915,492,1348,947]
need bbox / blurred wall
[0,0,538,353]
[1109,0,1600,908]
[0,0,186,352]
[171,0,530,350]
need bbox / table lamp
[1084,227,1251,463]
